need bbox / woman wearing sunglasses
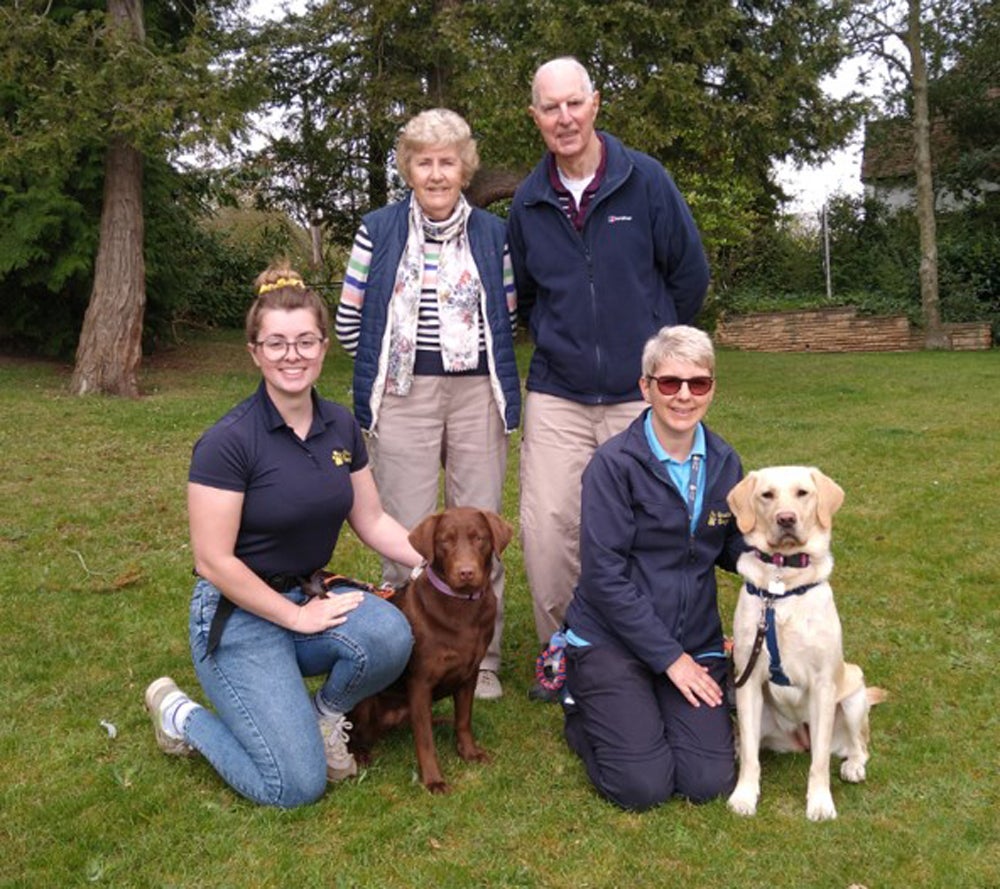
[560,324,746,811]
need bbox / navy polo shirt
[189,381,368,578]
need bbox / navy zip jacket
[565,412,746,674]
[507,131,710,405]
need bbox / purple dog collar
[425,565,484,601]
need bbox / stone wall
[715,306,992,352]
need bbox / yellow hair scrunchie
[257,276,306,295]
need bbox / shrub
[717,191,1000,342]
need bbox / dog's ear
[408,513,439,562]
[482,511,514,556]
[727,473,758,534]
[811,468,845,529]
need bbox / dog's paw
[425,779,451,794]
[457,745,490,764]
[806,789,837,821]
[727,785,759,817]
[840,758,867,783]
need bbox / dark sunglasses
[647,374,715,397]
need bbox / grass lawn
[1,331,997,888]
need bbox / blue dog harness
[736,581,819,687]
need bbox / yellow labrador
[726,466,885,821]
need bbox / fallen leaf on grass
[111,570,143,589]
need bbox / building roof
[860,117,959,182]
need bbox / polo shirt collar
[643,410,706,466]
[546,133,608,195]
[256,381,334,436]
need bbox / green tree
[247,0,864,270]
[1,0,260,393]
[932,1,1000,197]
[845,0,990,348]
[245,0,447,252]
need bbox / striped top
[335,223,517,372]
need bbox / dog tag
[768,578,786,596]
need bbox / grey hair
[395,108,480,188]
[531,57,594,106]
[641,325,716,377]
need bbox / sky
[773,57,887,217]
[774,136,866,217]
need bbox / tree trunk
[70,0,147,396]
[907,0,949,349]
[368,132,389,211]
[310,212,324,270]
[70,137,146,396]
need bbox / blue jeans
[185,578,413,808]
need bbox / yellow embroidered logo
[330,449,351,467]
[707,510,732,527]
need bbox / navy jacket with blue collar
[565,411,746,674]
[507,131,710,405]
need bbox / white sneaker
[144,676,196,757]
[316,710,358,781]
[474,669,503,701]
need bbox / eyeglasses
[647,375,715,397]
[254,335,326,361]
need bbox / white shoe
[474,669,503,701]
[144,677,196,757]
[316,709,358,781]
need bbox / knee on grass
[674,758,736,805]
[603,769,675,812]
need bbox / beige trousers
[368,375,509,672]
[519,392,646,645]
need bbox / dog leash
[732,603,770,689]
[202,569,393,658]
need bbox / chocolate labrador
[348,506,513,793]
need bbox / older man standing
[507,57,711,701]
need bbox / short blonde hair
[641,325,716,377]
[395,108,480,188]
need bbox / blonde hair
[246,263,329,344]
[641,325,716,377]
[395,108,480,188]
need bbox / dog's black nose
[777,512,797,528]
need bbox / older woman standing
[335,109,520,700]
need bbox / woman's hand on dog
[291,590,364,633]
[666,653,724,708]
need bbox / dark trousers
[563,642,736,811]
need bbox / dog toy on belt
[535,630,568,692]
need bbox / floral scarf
[385,195,483,396]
